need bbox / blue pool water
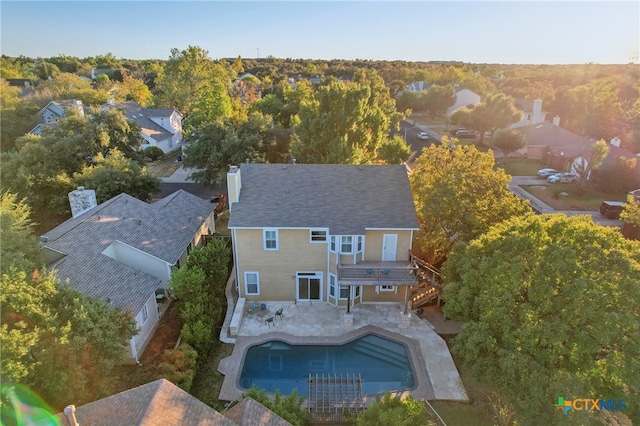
[239,334,415,396]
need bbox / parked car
[210,192,228,216]
[547,172,578,184]
[417,132,430,141]
[454,129,476,139]
[599,201,625,219]
[537,168,560,178]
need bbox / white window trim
[244,271,260,295]
[310,229,328,243]
[376,285,397,294]
[263,229,279,251]
[329,273,337,298]
[356,236,363,253]
[339,285,350,300]
[340,236,353,254]
[330,236,337,253]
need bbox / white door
[382,234,398,261]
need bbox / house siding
[364,230,412,261]
[235,229,327,300]
[132,293,159,361]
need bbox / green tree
[442,214,640,425]
[1,269,137,411]
[410,144,529,263]
[572,138,609,189]
[0,79,40,152]
[355,392,430,426]
[74,149,161,203]
[423,84,456,118]
[491,128,526,160]
[33,61,60,81]
[143,146,164,162]
[620,193,640,227]
[377,135,411,164]
[184,238,230,299]
[119,74,153,107]
[242,386,308,426]
[0,192,42,274]
[450,92,522,144]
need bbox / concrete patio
[218,301,469,404]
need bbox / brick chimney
[69,186,97,218]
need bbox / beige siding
[362,285,407,303]
[235,229,328,300]
[364,230,412,261]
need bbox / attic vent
[138,219,142,225]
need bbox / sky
[1,1,638,64]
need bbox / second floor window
[341,236,353,254]
[264,229,278,250]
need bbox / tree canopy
[450,92,522,144]
[491,128,526,160]
[442,214,640,425]
[0,192,42,274]
[410,144,530,263]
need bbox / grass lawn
[521,184,627,210]
[430,359,499,426]
[145,149,183,177]
[498,158,542,176]
[190,340,235,411]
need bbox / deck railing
[337,263,418,284]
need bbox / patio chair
[246,303,260,316]
[275,308,284,321]
[381,269,391,277]
[366,269,375,277]
[265,317,275,328]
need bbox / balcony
[337,261,418,286]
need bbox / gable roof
[104,101,180,142]
[228,164,419,234]
[59,379,236,426]
[42,190,214,313]
[223,398,293,426]
[517,121,594,158]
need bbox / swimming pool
[239,333,415,396]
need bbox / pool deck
[218,302,469,404]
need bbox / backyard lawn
[145,148,183,177]
[499,158,542,176]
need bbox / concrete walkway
[161,165,198,183]
[218,302,469,403]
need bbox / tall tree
[491,128,526,160]
[293,69,405,164]
[450,92,522,144]
[410,144,529,263]
[572,138,609,189]
[442,214,640,425]
[0,79,39,152]
[0,192,43,274]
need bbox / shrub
[241,386,308,426]
[155,344,198,391]
[143,146,164,161]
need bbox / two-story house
[103,100,183,154]
[227,164,420,311]
[41,187,215,363]
[29,99,88,134]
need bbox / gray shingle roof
[228,164,419,234]
[59,379,237,425]
[105,101,180,142]
[517,121,593,158]
[42,190,214,313]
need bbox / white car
[547,172,579,184]
[537,168,560,178]
[417,132,429,140]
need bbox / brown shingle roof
[223,398,293,426]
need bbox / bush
[355,392,429,426]
[242,386,308,426]
[155,344,198,391]
[143,146,164,161]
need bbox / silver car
[547,172,578,183]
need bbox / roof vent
[138,219,142,225]
[39,236,48,243]
[64,405,79,426]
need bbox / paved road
[154,166,225,200]
[397,120,442,163]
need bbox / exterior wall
[235,228,327,301]
[446,89,481,116]
[102,240,171,283]
[363,230,412,261]
[362,285,407,303]
[131,293,159,361]
[521,145,547,160]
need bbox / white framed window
[355,285,360,298]
[340,236,353,254]
[377,285,397,293]
[356,236,363,253]
[339,285,349,299]
[310,229,327,243]
[330,236,337,253]
[245,272,260,295]
[263,229,278,250]
[141,305,148,324]
[329,274,336,298]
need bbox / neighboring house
[41,188,215,363]
[29,99,87,134]
[227,164,420,309]
[91,68,113,80]
[5,78,34,88]
[510,98,547,129]
[104,100,183,153]
[445,85,481,116]
[54,379,291,426]
[515,120,594,169]
[404,80,431,93]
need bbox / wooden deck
[337,261,418,286]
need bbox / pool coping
[218,324,435,404]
